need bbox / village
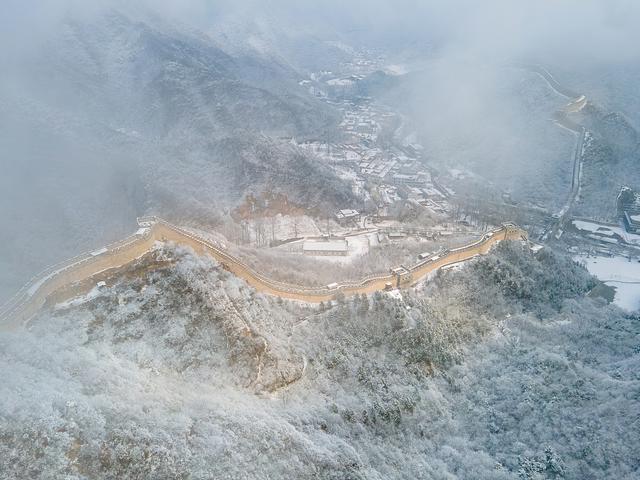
[222,52,640,310]
[280,56,468,257]
[219,56,488,277]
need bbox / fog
[4,0,640,62]
[1,2,639,479]
[0,0,638,299]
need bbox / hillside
[0,9,354,302]
[1,242,637,479]
[573,105,640,220]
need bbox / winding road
[0,217,528,330]
[523,64,589,240]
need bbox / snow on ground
[384,64,409,76]
[54,284,104,310]
[573,220,640,245]
[587,234,618,244]
[384,289,403,300]
[326,78,354,86]
[182,227,230,250]
[608,283,640,312]
[334,166,359,182]
[268,214,320,239]
[188,216,320,247]
[348,233,375,257]
[577,255,640,311]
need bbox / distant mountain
[22,11,340,141]
[360,64,577,210]
[599,111,639,154]
[574,105,640,219]
[0,9,354,301]
[205,10,355,73]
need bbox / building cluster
[617,186,640,233]
[339,101,390,144]
[295,54,454,228]
[335,209,361,226]
[296,98,451,221]
[302,237,349,256]
[358,152,449,214]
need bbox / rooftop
[303,240,349,253]
[336,209,360,219]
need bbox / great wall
[0,64,585,332]
[0,217,528,330]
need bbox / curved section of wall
[0,218,528,330]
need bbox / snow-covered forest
[1,243,637,479]
[1,1,639,479]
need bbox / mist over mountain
[3,0,640,296]
[1,1,639,479]
[0,7,353,301]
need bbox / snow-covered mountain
[0,9,354,301]
[2,242,637,479]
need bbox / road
[517,64,588,240]
[518,63,579,99]
[546,121,586,240]
[0,217,528,330]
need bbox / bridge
[0,218,528,330]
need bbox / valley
[0,3,639,480]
